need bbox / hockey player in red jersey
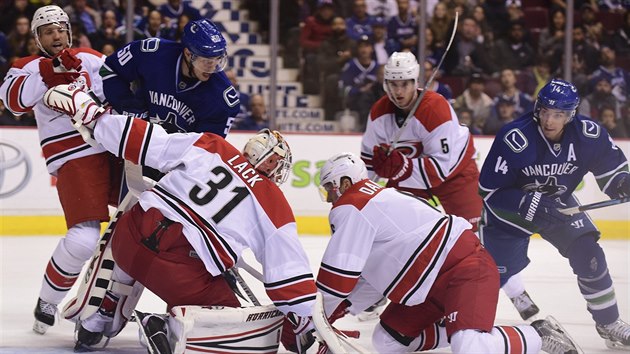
[43,84,317,353]
[316,152,581,354]
[0,5,115,335]
[361,52,482,232]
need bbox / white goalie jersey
[91,114,317,318]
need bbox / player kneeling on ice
[479,78,630,351]
[43,83,318,354]
[315,152,582,354]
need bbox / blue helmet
[534,78,580,122]
[182,19,227,58]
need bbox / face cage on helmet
[250,134,292,186]
[35,22,72,57]
[190,53,227,74]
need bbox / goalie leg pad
[168,305,284,354]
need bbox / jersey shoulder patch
[581,119,600,138]
[369,95,395,121]
[416,91,452,132]
[12,55,40,69]
[502,128,528,153]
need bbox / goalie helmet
[319,152,368,200]
[31,5,72,57]
[243,129,292,185]
[383,52,420,108]
[182,19,227,73]
[534,79,580,123]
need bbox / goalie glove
[39,49,83,88]
[605,173,630,199]
[518,192,571,230]
[281,313,316,354]
[372,144,413,182]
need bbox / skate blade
[33,320,51,335]
[604,338,630,351]
[545,315,584,354]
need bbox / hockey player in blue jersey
[100,18,239,136]
[479,78,630,350]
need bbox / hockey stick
[390,12,459,149]
[557,197,630,215]
[312,293,370,354]
[226,267,262,306]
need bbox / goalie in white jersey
[315,152,581,354]
[0,5,117,335]
[43,84,318,353]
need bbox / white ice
[1,235,628,353]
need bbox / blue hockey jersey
[479,114,628,230]
[100,38,240,136]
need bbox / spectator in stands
[340,36,379,128]
[385,0,418,55]
[457,107,482,135]
[225,68,250,127]
[424,58,452,100]
[300,2,335,94]
[235,94,269,131]
[580,4,605,49]
[346,0,375,41]
[599,105,628,138]
[64,0,101,35]
[448,16,484,76]
[566,25,600,74]
[170,13,191,43]
[495,69,534,117]
[366,0,399,21]
[371,16,389,65]
[320,17,356,121]
[140,10,172,39]
[483,96,517,135]
[6,16,32,60]
[89,10,124,53]
[0,0,36,34]
[481,0,510,36]
[590,46,630,104]
[471,5,492,39]
[494,20,535,72]
[538,9,565,60]
[612,11,630,56]
[522,55,552,96]
[580,75,623,122]
[101,43,116,56]
[70,21,93,49]
[159,0,201,29]
[429,2,452,49]
[452,73,493,130]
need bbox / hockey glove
[281,313,316,354]
[39,49,83,88]
[518,192,571,230]
[605,173,630,199]
[372,144,413,182]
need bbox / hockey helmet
[182,19,227,73]
[243,129,292,185]
[31,5,72,57]
[383,52,420,109]
[319,152,368,201]
[534,79,580,122]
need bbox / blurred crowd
[1,0,629,137]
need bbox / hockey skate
[357,297,387,322]
[33,297,57,334]
[510,291,540,321]
[135,310,173,354]
[74,323,105,352]
[596,318,630,350]
[531,316,582,354]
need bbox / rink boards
[0,127,628,237]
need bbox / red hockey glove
[281,313,316,354]
[56,49,83,71]
[328,299,351,324]
[372,144,413,181]
[606,173,630,199]
[39,58,81,87]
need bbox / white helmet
[383,52,420,108]
[319,152,368,200]
[31,5,72,57]
[243,129,292,185]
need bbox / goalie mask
[182,19,228,74]
[533,79,580,123]
[243,129,292,185]
[319,152,368,201]
[383,52,420,110]
[31,5,72,57]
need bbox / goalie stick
[311,293,370,354]
[557,197,630,215]
[390,12,459,149]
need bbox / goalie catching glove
[39,49,83,87]
[372,144,413,182]
[518,192,571,230]
[44,83,107,129]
